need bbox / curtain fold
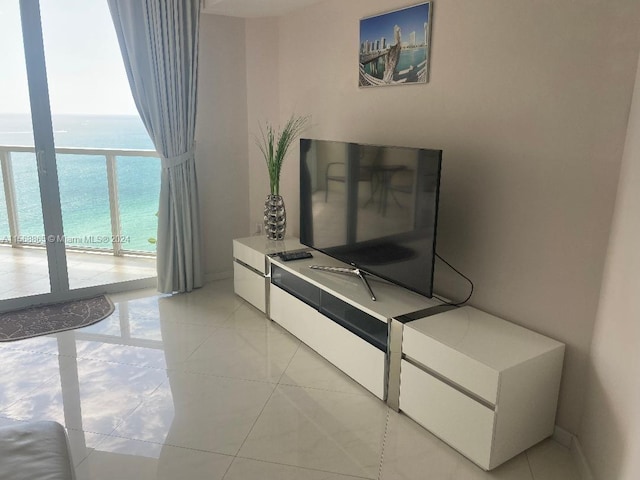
[108,0,203,293]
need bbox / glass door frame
[19,0,69,297]
[0,0,155,313]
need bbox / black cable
[433,252,474,307]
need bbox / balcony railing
[0,145,160,257]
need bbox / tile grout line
[71,427,238,478]
[525,450,537,480]
[4,280,579,479]
[229,455,375,480]
[377,408,392,480]
[229,340,303,463]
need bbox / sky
[0,0,138,115]
[360,2,430,46]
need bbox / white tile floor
[0,280,582,480]
[0,245,156,300]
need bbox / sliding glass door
[0,0,64,306]
[0,0,156,312]
[37,0,158,291]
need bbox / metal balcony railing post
[105,154,123,256]
[0,150,20,247]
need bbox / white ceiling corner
[201,0,324,18]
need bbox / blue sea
[0,114,159,252]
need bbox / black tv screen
[300,139,442,298]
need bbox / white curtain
[108,0,203,293]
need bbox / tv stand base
[310,265,377,301]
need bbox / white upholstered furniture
[0,421,75,480]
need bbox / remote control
[279,251,313,261]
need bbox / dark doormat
[0,296,114,342]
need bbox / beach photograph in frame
[359,2,432,87]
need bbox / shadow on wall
[432,152,487,300]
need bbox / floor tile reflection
[279,343,368,396]
[74,435,233,480]
[0,279,582,480]
[238,384,388,478]
[2,357,167,434]
[179,327,300,382]
[224,457,363,480]
[112,371,275,455]
[380,410,534,480]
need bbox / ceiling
[202,0,324,18]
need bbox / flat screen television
[300,138,442,299]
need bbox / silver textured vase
[264,194,286,240]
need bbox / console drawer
[270,284,322,350]
[271,285,385,399]
[403,324,499,405]
[233,262,266,312]
[400,360,495,469]
[233,239,267,273]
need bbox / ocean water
[0,114,159,252]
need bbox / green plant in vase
[256,114,309,240]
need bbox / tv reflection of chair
[388,168,414,208]
[325,162,374,202]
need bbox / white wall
[196,14,250,278]
[267,0,640,434]
[578,51,640,480]
[196,0,640,445]
[245,18,280,234]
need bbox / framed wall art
[359,2,432,87]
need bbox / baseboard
[553,426,594,480]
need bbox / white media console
[233,236,565,470]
